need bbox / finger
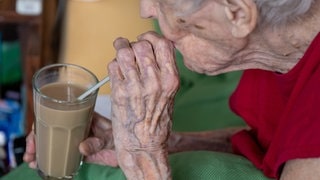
[93,112,112,127]
[23,152,35,164]
[91,112,112,132]
[25,131,36,154]
[79,137,104,156]
[113,37,131,50]
[131,41,159,81]
[23,131,38,169]
[138,32,177,77]
[112,38,135,83]
[138,33,179,133]
[131,41,160,129]
[90,119,114,148]
[108,59,124,88]
[114,38,139,84]
[113,38,144,122]
[137,31,163,43]
[84,150,118,167]
[148,38,178,132]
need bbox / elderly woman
[24,0,320,179]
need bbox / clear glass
[32,63,99,179]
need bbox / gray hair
[256,0,314,26]
[171,0,314,26]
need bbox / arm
[280,158,320,180]
[168,126,247,154]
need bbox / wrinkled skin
[24,32,180,179]
[23,31,240,179]
[108,32,179,179]
[24,0,320,179]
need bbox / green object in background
[3,151,274,180]
[0,40,22,85]
[172,51,245,132]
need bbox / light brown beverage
[35,82,94,178]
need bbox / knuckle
[157,38,173,49]
[134,40,152,51]
[116,47,134,60]
[132,42,154,60]
[162,76,180,95]
[139,31,160,39]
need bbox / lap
[170,151,273,180]
[2,151,273,180]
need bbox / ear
[223,0,258,38]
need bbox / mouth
[172,42,178,50]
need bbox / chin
[185,62,226,76]
[183,62,205,74]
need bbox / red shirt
[230,32,320,178]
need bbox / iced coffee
[32,64,99,179]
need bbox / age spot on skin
[194,24,205,30]
[177,18,186,24]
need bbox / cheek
[157,13,189,42]
[158,21,182,42]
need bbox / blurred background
[0,0,153,176]
[61,0,153,94]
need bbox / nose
[140,0,158,19]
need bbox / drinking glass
[32,63,99,179]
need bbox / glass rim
[32,63,99,104]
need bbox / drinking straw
[77,76,110,100]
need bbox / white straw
[77,76,110,100]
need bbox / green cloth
[172,52,245,132]
[2,151,273,180]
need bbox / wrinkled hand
[108,31,179,178]
[79,112,118,166]
[23,112,118,168]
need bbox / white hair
[256,0,314,26]
[171,0,314,26]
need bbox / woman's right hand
[23,112,119,168]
